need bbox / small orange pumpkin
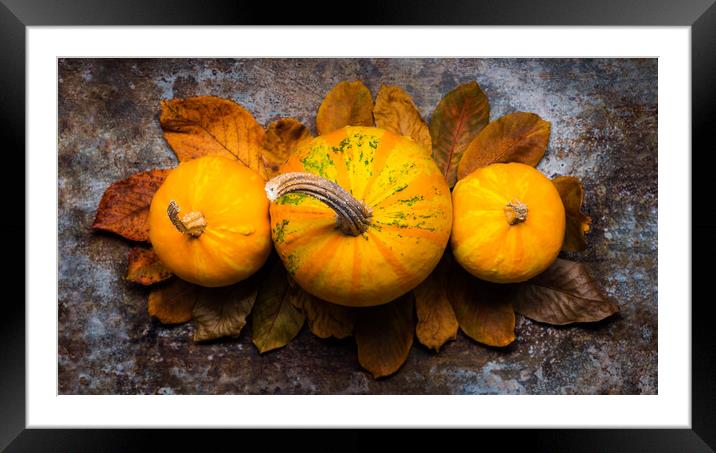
[265,126,452,307]
[149,156,272,287]
[451,162,565,283]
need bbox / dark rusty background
[58,58,657,394]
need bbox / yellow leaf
[261,118,313,178]
[457,112,551,180]
[354,294,414,378]
[414,256,458,351]
[126,247,172,285]
[252,260,306,353]
[316,80,374,135]
[148,278,199,325]
[448,266,515,347]
[373,85,432,154]
[192,278,258,342]
[553,176,593,252]
[160,96,267,179]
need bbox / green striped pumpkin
[265,126,452,307]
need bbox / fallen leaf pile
[93,79,616,379]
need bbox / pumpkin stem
[265,172,372,236]
[167,200,207,238]
[504,199,528,225]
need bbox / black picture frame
[4,0,713,451]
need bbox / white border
[28,27,690,428]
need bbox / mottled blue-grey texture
[58,58,657,394]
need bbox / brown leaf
[261,118,313,178]
[290,290,354,339]
[414,257,458,351]
[457,112,551,179]
[192,278,258,342]
[92,169,170,242]
[126,247,172,285]
[553,176,593,252]
[448,265,515,347]
[430,81,490,187]
[160,96,266,178]
[252,261,306,353]
[354,294,415,379]
[373,85,432,154]
[148,278,200,324]
[316,80,374,135]
[514,259,618,325]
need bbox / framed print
[5,0,714,450]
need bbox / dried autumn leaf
[354,294,415,379]
[316,80,374,135]
[126,247,172,285]
[457,112,551,180]
[192,278,258,342]
[252,261,306,353]
[553,176,593,252]
[290,290,354,339]
[448,266,515,347]
[430,81,490,187]
[148,278,200,325]
[414,257,458,351]
[373,85,432,154]
[160,96,266,179]
[92,169,170,242]
[261,118,313,178]
[514,259,618,325]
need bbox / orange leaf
[354,294,415,379]
[192,278,258,342]
[261,118,313,178]
[514,259,618,325]
[126,247,172,285]
[316,80,374,135]
[414,257,458,351]
[252,260,306,353]
[148,278,200,325]
[160,96,266,179]
[457,112,551,180]
[430,81,490,187]
[92,169,170,242]
[373,85,432,154]
[553,176,593,252]
[448,265,515,347]
[290,290,354,339]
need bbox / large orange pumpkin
[149,156,272,287]
[451,162,565,283]
[265,126,452,307]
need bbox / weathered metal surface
[58,58,657,394]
